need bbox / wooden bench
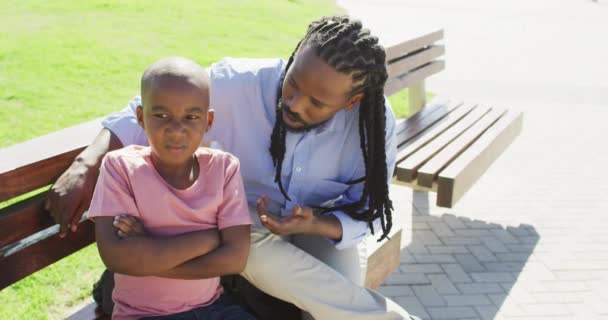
[0,28,521,319]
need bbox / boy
[88,57,255,320]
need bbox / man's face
[280,44,363,131]
[137,77,213,167]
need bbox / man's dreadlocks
[270,15,393,241]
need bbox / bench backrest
[0,119,103,290]
[383,29,444,97]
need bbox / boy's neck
[150,153,199,190]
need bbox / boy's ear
[344,92,364,111]
[136,105,145,128]
[206,109,215,132]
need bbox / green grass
[0,1,336,318]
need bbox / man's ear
[206,109,215,132]
[344,92,364,111]
[136,105,145,129]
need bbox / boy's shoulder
[103,145,150,169]
[195,147,240,168]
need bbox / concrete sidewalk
[340,1,608,319]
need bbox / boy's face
[137,77,213,167]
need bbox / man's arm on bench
[46,128,123,237]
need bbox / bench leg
[408,81,426,116]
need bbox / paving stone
[443,294,492,306]
[413,285,446,307]
[395,296,430,319]
[428,245,470,254]
[442,214,468,229]
[413,254,457,263]
[378,285,414,297]
[441,236,482,246]
[470,272,515,282]
[474,305,500,320]
[413,222,432,230]
[457,283,505,294]
[454,254,486,272]
[426,306,477,319]
[442,263,473,283]
[385,273,431,285]
[467,246,498,263]
[428,221,456,237]
[490,229,521,245]
[482,262,524,272]
[428,274,460,294]
[400,263,443,274]
[495,253,530,262]
[414,230,444,245]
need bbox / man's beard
[278,99,328,133]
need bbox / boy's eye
[185,115,200,120]
[154,113,168,119]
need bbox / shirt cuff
[327,211,370,250]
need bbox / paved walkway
[341,1,608,319]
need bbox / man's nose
[285,92,305,113]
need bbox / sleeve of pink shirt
[216,154,252,230]
[88,154,140,219]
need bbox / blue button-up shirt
[102,58,397,249]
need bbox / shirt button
[295,166,302,173]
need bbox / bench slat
[0,220,95,290]
[384,61,445,96]
[437,110,523,207]
[384,29,444,62]
[395,102,476,177]
[0,193,54,249]
[417,108,507,188]
[0,118,102,202]
[397,105,492,182]
[387,45,445,79]
[395,100,463,149]
[0,149,82,203]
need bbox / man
[46,15,417,320]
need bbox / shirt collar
[314,103,359,134]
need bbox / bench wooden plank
[384,29,444,62]
[0,193,54,249]
[0,149,82,203]
[395,103,477,180]
[397,105,492,182]
[0,118,102,202]
[417,108,507,188]
[0,220,95,290]
[395,100,464,149]
[384,61,445,96]
[365,230,402,289]
[437,110,523,207]
[387,45,445,79]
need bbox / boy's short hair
[140,57,209,105]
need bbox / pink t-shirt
[88,145,251,320]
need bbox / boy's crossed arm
[95,216,220,277]
[105,215,251,279]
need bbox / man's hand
[256,195,315,236]
[45,129,122,238]
[113,215,147,238]
[45,161,97,238]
